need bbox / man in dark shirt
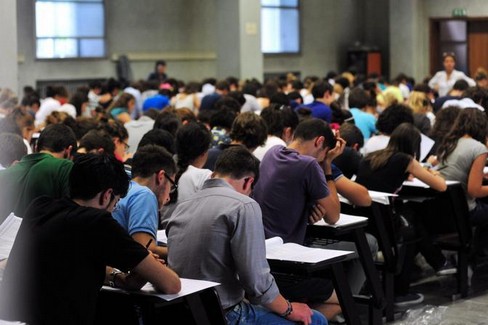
[0,153,181,325]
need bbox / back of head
[407,91,430,114]
[348,87,369,109]
[215,96,242,114]
[311,81,333,99]
[270,92,290,106]
[0,133,27,167]
[376,104,414,135]
[69,153,129,200]
[98,119,129,141]
[131,144,176,179]
[37,124,77,153]
[138,129,175,154]
[339,122,364,148]
[387,123,421,157]
[209,107,236,130]
[74,117,98,141]
[153,111,181,137]
[227,91,246,107]
[175,122,212,167]
[429,106,461,140]
[293,118,335,149]
[214,146,260,183]
[260,103,299,138]
[229,112,267,150]
[453,79,469,92]
[79,130,115,155]
[463,86,488,110]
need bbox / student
[166,146,326,325]
[0,124,77,221]
[0,153,181,325]
[0,133,28,170]
[356,122,447,307]
[112,145,177,257]
[436,108,488,261]
[252,118,344,320]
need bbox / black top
[147,72,168,83]
[356,152,411,194]
[0,197,149,325]
[203,143,242,171]
[333,147,362,179]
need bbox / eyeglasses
[120,140,130,152]
[163,172,178,194]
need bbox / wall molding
[110,51,217,62]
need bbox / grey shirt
[166,178,280,309]
[439,137,488,210]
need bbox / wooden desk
[306,214,386,325]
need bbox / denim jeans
[225,301,327,325]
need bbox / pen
[145,238,153,249]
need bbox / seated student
[436,108,488,262]
[295,81,334,123]
[0,133,28,170]
[203,112,267,171]
[0,124,77,221]
[253,103,299,161]
[160,122,212,224]
[347,87,377,141]
[333,123,364,179]
[107,92,136,124]
[77,129,115,155]
[0,153,181,325]
[362,103,414,156]
[252,118,344,320]
[124,110,156,155]
[209,107,236,148]
[356,123,447,307]
[98,119,131,162]
[166,147,326,325]
[112,145,177,258]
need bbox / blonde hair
[407,91,429,114]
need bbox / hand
[308,203,326,224]
[325,133,346,162]
[286,302,314,325]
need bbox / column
[0,0,18,94]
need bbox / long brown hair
[437,108,488,162]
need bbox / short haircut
[260,104,299,138]
[453,79,469,91]
[131,144,176,178]
[229,112,267,150]
[215,96,241,114]
[311,81,334,99]
[293,118,335,149]
[376,104,414,135]
[348,87,369,109]
[153,111,181,137]
[138,129,175,154]
[69,153,129,200]
[210,107,236,130]
[79,130,115,155]
[0,133,27,167]
[97,119,128,141]
[214,146,260,183]
[175,122,212,180]
[37,124,78,153]
[339,123,364,148]
[270,92,290,106]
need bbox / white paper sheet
[0,213,22,260]
[314,213,367,228]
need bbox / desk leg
[331,262,362,325]
[353,228,386,324]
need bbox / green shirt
[0,153,73,220]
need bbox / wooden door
[468,21,488,76]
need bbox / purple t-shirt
[252,146,329,244]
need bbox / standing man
[112,145,177,257]
[166,147,326,325]
[147,60,168,85]
[0,153,181,325]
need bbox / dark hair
[463,86,488,111]
[348,87,369,109]
[229,112,267,150]
[437,108,488,162]
[37,124,77,153]
[311,82,334,99]
[132,144,176,179]
[107,92,134,116]
[453,79,469,91]
[73,117,98,141]
[215,96,241,114]
[214,146,260,183]
[270,92,290,106]
[227,91,246,107]
[69,153,129,200]
[155,60,166,69]
[215,80,230,92]
[339,123,364,148]
[175,122,212,181]
[98,119,128,141]
[210,107,236,130]
[79,130,115,155]
[366,123,420,170]
[293,118,335,149]
[376,104,414,135]
[153,111,182,137]
[287,91,303,103]
[429,106,461,142]
[260,104,299,138]
[138,129,175,154]
[69,90,89,117]
[0,133,27,167]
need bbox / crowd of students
[0,57,488,324]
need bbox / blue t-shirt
[252,146,329,244]
[349,108,376,140]
[296,101,332,122]
[112,181,159,238]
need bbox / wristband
[280,300,293,318]
[325,174,334,181]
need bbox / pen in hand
[145,238,153,249]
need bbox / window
[35,0,105,59]
[260,0,299,54]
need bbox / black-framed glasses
[121,140,130,152]
[163,172,178,194]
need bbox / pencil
[145,238,153,249]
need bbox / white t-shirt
[253,136,286,161]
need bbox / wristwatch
[108,268,123,288]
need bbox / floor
[385,254,488,325]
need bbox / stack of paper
[0,213,22,260]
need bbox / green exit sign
[452,8,467,17]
